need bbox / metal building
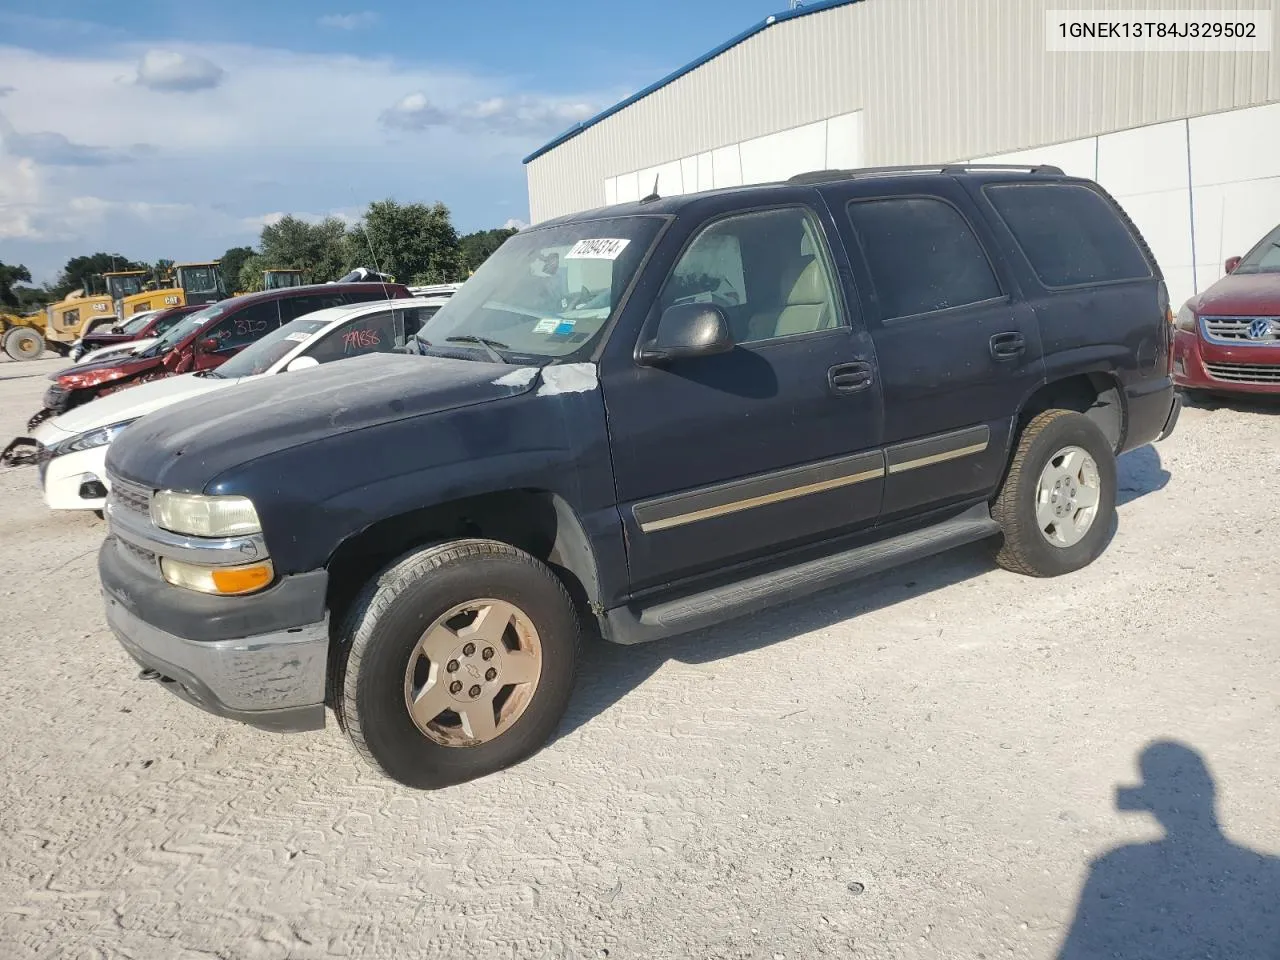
[524,0,1280,307]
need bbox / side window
[846,197,1002,321]
[279,294,346,321]
[339,289,393,307]
[303,311,398,364]
[208,301,281,350]
[397,305,440,342]
[984,183,1152,287]
[660,207,842,344]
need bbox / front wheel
[4,326,44,361]
[992,409,1117,577]
[336,539,581,789]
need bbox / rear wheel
[993,409,1117,577]
[336,539,580,789]
[4,327,44,361]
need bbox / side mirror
[638,303,734,365]
[1224,255,1242,274]
[196,336,219,353]
[286,355,319,372]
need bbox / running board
[602,503,1000,645]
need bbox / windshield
[119,313,153,335]
[178,265,225,297]
[415,217,663,362]
[1233,224,1280,275]
[106,275,145,301]
[213,317,327,377]
[147,301,228,355]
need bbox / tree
[52,253,148,298]
[0,261,32,308]
[237,254,269,293]
[354,199,463,285]
[258,215,349,283]
[458,227,518,275]
[218,246,254,292]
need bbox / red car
[72,303,201,361]
[1174,223,1280,396]
[31,281,411,430]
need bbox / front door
[825,184,1045,520]
[603,202,884,593]
[197,299,283,369]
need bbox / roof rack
[787,163,1065,184]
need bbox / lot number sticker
[565,238,630,260]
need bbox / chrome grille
[1204,362,1280,384]
[1201,316,1280,345]
[107,474,152,516]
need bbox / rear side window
[846,197,1002,321]
[209,300,281,350]
[280,293,347,321]
[985,183,1151,287]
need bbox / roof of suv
[534,164,1072,229]
[284,294,454,329]
[225,280,409,305]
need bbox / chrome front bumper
[105,589,328,732]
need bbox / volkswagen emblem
[1247,317,1276,341]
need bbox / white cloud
[0,41,606,279]
[382,92,597,137]
[318,11,380,29]
[133,49,225,92]
[502,218,529,230]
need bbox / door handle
[828,362,873,394]
[989,331,1026,361]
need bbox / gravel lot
[0,355,1277,960]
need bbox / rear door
[824,179,1044,520]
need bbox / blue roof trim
[522,0,863,165]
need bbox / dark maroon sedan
[72,304,201,361]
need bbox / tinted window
[985,183,1151,287]
[279,293,348,321]
[399,305,440,339]
[846,197,1001,321]
[1233,223,1280,275]
[661,207,842,344]
[208,300,281,350]
[304,311,400,364]
[150,310,190,336]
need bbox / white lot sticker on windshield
[284,332,312,343]
[565,238,630,260]
[532,318,559,334]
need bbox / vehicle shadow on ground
[559,444,1171,742]
[1181,390,1280,415]
[1055,740,1280,959]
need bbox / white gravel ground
[0,355,1277,960]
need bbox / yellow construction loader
[117,261,227,318]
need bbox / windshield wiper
[444,335,509,364]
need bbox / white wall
[972,102,1280,309]
[602,111,864,205]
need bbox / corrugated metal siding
[527,0,1280,222]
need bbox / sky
[0,0,792,283]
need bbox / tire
[992,409,1117,577]
[4,326,44,361]
[336,539,581,789]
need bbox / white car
[31,295,448,512]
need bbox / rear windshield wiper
[444,335,509,364]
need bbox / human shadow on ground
[1056,741,1280,959]
[558,442,1169,742]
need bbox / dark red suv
[31,282,411,429]
[1174,223,1280,396]
[72,303,201,361]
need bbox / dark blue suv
[99,165,1180,788]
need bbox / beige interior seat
[746,257,833,342]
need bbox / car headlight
[55,419,138,456]
[150,490,262,537]
[160,557,274,595]
[1175,305,1198,333]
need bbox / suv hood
[107,353,543,489]
[35,372,241,442]
[1188,272,1280,315]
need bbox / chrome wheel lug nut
[449,680,462,694]
[468,685,482,698]
[485,667,497,681]
[462,642,476,657]
[446,660,459,673]
[482,647,495,661]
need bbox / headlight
[1175,305,1198,333]
[55,419,138,456]
[150,490,261,537]
[160,557,274,595]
